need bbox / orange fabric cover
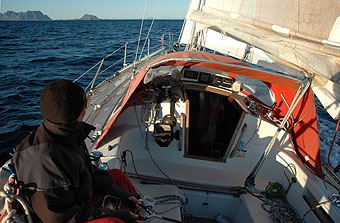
[95,51,322,177]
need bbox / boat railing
[73,34,173,91]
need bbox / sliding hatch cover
[184,87,243,162]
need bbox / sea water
[0,20,339,172]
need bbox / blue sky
[0,0,189,20]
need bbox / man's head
[40,79,86,124]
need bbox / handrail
[74,36,167,90]
[138,0,163,61]
[245,77,312,188]
[90,59,104,91]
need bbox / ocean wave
[0,64,7,70]
[0,123,39,165]
[64,57,101,66]
[0,20,184,166]
[0,35,17,40]
[30,56,63,63]
[1,43,21,47]
[0,94,23,102]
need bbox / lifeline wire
[135,0,148,62]
[138,0,163,61]
[73,45,125,83]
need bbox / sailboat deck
[94,99,340,222]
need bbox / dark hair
[40,79,86,124]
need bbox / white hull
[84,52,340,222]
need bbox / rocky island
[0,11,52,21]
[0,11,101,21]
[79,14,100,20]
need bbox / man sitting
[12,79,143,223]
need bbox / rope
[154,205,182,216]
[283,164,297,194]
[201,30,206,52]
[141,100,178,187]
[328,115,340,170]
[152,195,186,217]
[0,191,33,223]
[135,0,148,62]
[301,200,332,222]
[134,101,179,186]
[290,99,314,129]
[138,0,163,61]
[248,187,302,223]
[145,127,178,188]
[124,150,141,179]
[243,118,262,149]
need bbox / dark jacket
[12,120,136,223]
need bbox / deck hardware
[93,131,102,139]
[0,190,33,223]
[162,85,171,98]
[232,81,241,92]
[123,42,128,67]
[329,194,340,209]
[90,151,103,165]
[247,100,257,114]
[108,144,118,151]
[148,37,150,56]
[179,113,185,151]
[93,104,101,111]
[87,135,95,143]
[98,163,108,170]
[245,77,312,188]
[90,58,104,91]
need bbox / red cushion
[86,217,125,223]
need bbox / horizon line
[0,10,185,20]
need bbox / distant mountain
[79,14,100,20]
[0,11,52,21]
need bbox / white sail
[179,0,340,119]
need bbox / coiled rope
[248,186,302,223]
[0,178,33,223]
[0,192,32,223]
[153,195,186,217]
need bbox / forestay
[179,0,340,119]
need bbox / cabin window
[184,88,243,162]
